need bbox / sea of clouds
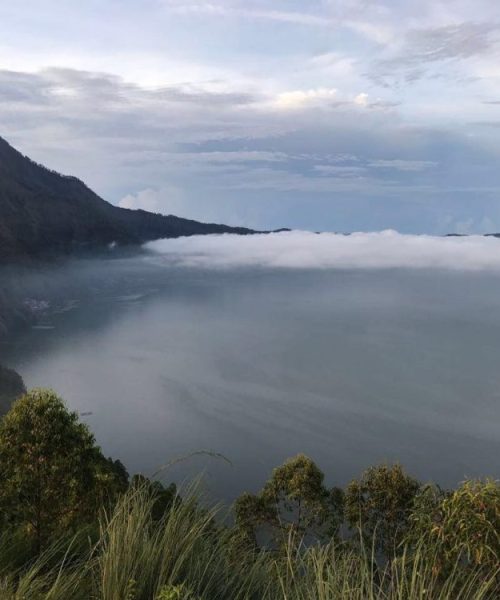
[145,230,500,271]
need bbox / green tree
[234,454,343,547]
[345,463,420,556]
[0,388,126,551]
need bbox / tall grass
[275,541,498,599]
[92,481,271,600]
[0,484,497,599]
[0,540,91,599]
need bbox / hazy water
[2,255,500,500]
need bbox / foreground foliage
[0,389,497,598]
[0,485,497,600]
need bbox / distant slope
[0,136,255,260]
[0,364,26,413]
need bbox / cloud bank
[145,230,500,271]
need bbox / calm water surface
[2,256,499,500]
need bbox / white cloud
[119,186,184,214]
[145,230,500,271]
[273,87,338,110]
[354,92,369,106]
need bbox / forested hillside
[0,136,254,260]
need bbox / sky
[1,0,500,233]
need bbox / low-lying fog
[1,231,500,500]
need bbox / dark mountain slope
[0,136,254,260]
[0,364,25,413]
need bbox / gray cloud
[371,22,500,84]
[0,70,52,103]
[403,22,500,63]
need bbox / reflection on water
[2,256,500,501]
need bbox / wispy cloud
[368,159,438,172]
[161,1,332,27]
[370,21,500,85]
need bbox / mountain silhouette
[0,136,254,260]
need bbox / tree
[0,388,126,551]
[234,454,343,548]
[345,464,420,556]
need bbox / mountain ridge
[0,136,256,261]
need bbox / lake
[2,236,500,501]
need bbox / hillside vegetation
[0,136,254,260]
[0,388,497,599]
